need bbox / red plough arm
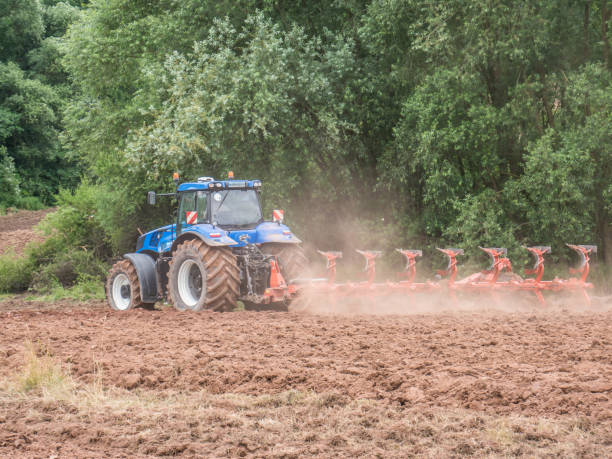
[565,244,597,305]
[355,250,382,284]
[520,246,553,305]
[567,244,597,282]
[317,250,343,284]
[478,247,513,282]
[436,248,464,284]
[396,249,422,283]
[524,246,551,282]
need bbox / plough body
[278,244,597,306]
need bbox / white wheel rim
[112,273,131,310]
[177,259,205,309]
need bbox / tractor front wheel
[106,259,153,311]
[168,240,240,312]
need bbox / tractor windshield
[210,189,262,228]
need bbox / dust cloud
[290,289,612,316]
[291,209,611,316]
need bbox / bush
[29,248,108,292]
[0,252,35,293]
[38,181,111,257]
[13,196,45,210]
[0,182,114,295]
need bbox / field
[0,300,610,458]
[0,212,611,457]
[0,208,52,256]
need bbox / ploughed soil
[0,208,54,256]
[0,299,610,457]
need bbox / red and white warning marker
[273,209,284,223]
[186,211,197,225]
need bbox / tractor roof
[177,178,262,192]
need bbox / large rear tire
[106,259,154,311]
[261,243,308,282]
[168,240,240,312]
[245,243,308,312]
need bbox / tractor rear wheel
[106,259,154,311]
[168,240,240,312]
[242,243,308,312]
[261,243,308,282]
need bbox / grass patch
[0,369,608,459]
[26,275,105,302]
[17,340,73,395]
[29,247,108,292]
[0,251,34,293]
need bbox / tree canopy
[0,0,81,207]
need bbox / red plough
[287,244,597,306]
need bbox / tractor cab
[176,177,263,234]
[139,174,299,255]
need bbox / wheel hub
[177,259,206,309]
[112,273,132,310]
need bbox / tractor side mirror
[147,191,156,205]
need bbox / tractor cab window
[196,191,207,220]
[178,191,208,233]
[210,189,262,228]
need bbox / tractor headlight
[228,181,247,189]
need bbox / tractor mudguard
[136,224,175,254]
[124,253,158,303]
[171,228,238,252]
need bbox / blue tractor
[106,173,308,312]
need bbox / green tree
[0,0,81,207]
[0,0,45,66]
[513,64,612,261]
[57,0,612,271]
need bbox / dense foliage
[0,0,82,208]
[4,1,612,277]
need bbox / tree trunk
[602,0,611,69]
[600,219,612,265]
[584,1,591,60]
[538,69,555,129]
